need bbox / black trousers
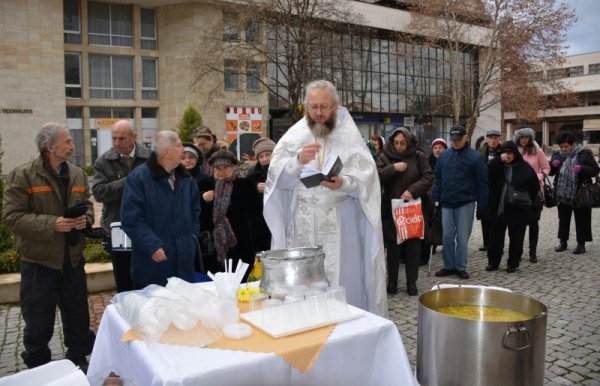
[386,239,421,286]
[480,219,490,247]
[488,222,527,269]
[557,203,593,243]
[528,219,539,257]
[20,258,95,368]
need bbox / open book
[300,154,343,188]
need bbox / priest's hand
[298,143,321,164]
[321,176,343,190]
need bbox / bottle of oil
[247,253,263,282]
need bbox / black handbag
[575,177,600,208]
[542,173,557,208]
[505,185,532,209]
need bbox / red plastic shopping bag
[392,198,425,244]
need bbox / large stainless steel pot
[259,247,329,296]
[417,286,547,386]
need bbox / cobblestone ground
[1,209,599,385]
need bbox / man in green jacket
[2,122,96,372]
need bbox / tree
[192,0,366,123]
[177,106,203,142]
[406,0,577,137]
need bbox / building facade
[504,51,600,150]
[0,0,499,173]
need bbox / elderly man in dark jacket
[121,130,200,287]
[3,122,96,371]
[92,120,150,292]
[431,126,488,280]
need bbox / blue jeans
[441,202,476,272]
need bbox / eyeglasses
[307,104,333,112]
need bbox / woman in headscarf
[550,131,599,254]
[513,128,550,263]
[192,127,221,176]
[246,138,276,252]
[486,141,539,273]
[198,150,261,278]
[377,128,433,296]
[180,142,207,185]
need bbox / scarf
[212,170,240,263]
[556,146,582,205]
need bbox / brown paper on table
[120,302,335,373]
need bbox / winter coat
[432,143,489,212]
[487,145,540,226]
[518,143,550,196]
[92,143,151,233]
[2,156,94,270]
[121,152,201,286]
[376,128,434,243]
[549,147,600,186]
[245,162,272,251]
[198,176,261,269]
[479,143,501,164]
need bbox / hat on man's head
[208,150,238,167]
[431,138,448,149]
[253,138,276,157]
[485,129,501,137]
[449,126,467,141]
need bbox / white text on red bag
[392,198,425,244]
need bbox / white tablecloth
[87,304,416,386]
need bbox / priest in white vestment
[263,80,388,317]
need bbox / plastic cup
[249,293,269,312]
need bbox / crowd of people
[3,80,599,373]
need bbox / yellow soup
[435,305,531,322]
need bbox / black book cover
[300,155,343,188]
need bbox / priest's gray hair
[154,130,179,156]
[304,80,340,107]
[35,122,68,155]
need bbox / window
[88,2,133,47]
[568,66,584,77]
[245,21,260,44]
[142,58,158,100]
[90,107,134,118]
[246,62,261,91]
[547,68,567,79]
[64,52,81,98]
[223,12,239,41]
[141,8,157,50]
[63,0,81,44]
[224,60,240,90]
[66,107,84,166]
[89,55,134,99]
[589,63,600,75]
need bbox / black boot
[386,243,400,295]
[573,243,586,255]
[529,253,537,263]
[407,282,418,296]
[555,240,567,252]
[387,281,398,295]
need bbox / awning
[583,119,600,132]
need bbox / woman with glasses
[377,128,433,296]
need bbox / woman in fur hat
[513,127,550,263]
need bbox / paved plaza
[0,208,599,385]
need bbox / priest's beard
[307,111,337,138]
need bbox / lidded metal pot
[259,246,329,296]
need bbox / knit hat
[208,150,238,167]
[513,127,535,142]
[431,138,447,149]
[182,142,200,160]
[253,138,276,157]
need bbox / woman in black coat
[198,150,261,279]
[486,141,540,273]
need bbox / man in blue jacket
[121,130,201,287]
[431,126,488,279]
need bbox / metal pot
[417,287,547,386]
[259,247,329,297]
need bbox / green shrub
[81,164,96,176]
[0,249,20,274]
[83,240,110,263]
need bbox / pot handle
[434,279,461,289]
[502,325,531,351]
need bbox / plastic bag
[391,198,425,244]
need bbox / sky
[563,0,600,56]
